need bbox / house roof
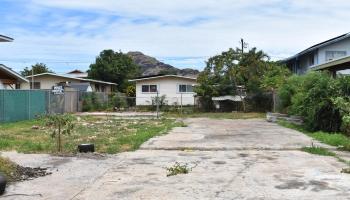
[0,64,28,82]
[26,73,117,85]
[129,74,197,82]
[284,32,350,62]
[0,34,14,42]
[67,69,85,74]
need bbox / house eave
[26,73,117,85]
[0,35,14,42]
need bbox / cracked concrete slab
[73,150,350,200]
[141,118,331,151]
[1,118,350,200]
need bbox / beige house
[22,73,117,92]
[129,75,197,106]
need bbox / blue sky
[0,0,350,73]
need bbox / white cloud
[2,0,350,71]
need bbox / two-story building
[285,33,350,75]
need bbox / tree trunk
[58,124,61,152]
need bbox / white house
[285,32,350,75]
[129,75,197,106]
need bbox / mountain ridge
[127,51,199,77]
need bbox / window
[142,85,157,93]
[325,51,346,61]
[178,84,193,93]
[30,82,40,89]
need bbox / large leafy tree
[20,63,53,76]
[195,44,286,111]
[88,50,140,92]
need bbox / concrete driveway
[2,118,350,200]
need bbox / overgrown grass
[301,146,336,156]
[278,120,350,150]
[0,116,183,154]
[0,156,17,182]
[165,112,265,119]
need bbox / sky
[0,0,350,73]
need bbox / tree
[261,64,291,112]
[195,44,272,111]
[20,63,52,76]
[88,50,140,92]
[43,114,75,152]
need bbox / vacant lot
[0,116,183,154]
[2,118,350,200]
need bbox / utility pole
[240,38,248,55]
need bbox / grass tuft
[166,162,195,177]
[301,146,336,157]
[278,120,350,150]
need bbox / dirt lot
[1,118,350,200]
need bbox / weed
[0,157,17,182]
[341,168,350,174]
[166,162,196,177]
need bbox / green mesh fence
[0,90,47,122]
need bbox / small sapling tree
[44,114,75,152]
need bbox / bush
[82,93,104,111]
[111,93,128,109]
[278,71,342,132]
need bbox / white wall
[317,37,350,64]
[135,77,196,106]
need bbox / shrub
[278,71,342,132]
[151,95,168,109]
[111,93,128,109]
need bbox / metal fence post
[28,90,31,120]
[156,91,159,119]
[48,90,51,115]
[180,93,183,116]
